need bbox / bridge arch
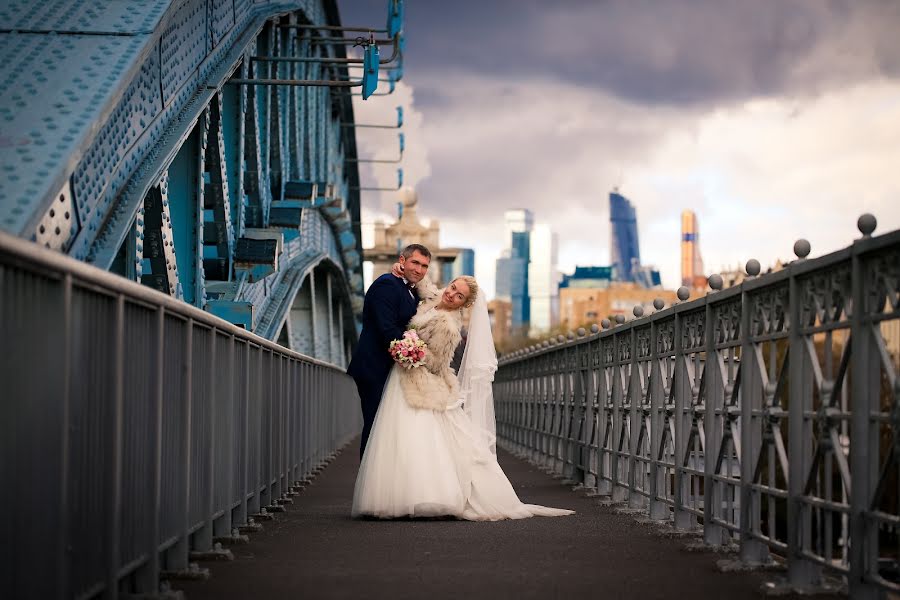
[1,0,366,350]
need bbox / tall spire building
[609,190,641,282]
[680,209,705,288]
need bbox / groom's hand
[391,262,404,278]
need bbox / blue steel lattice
[160,0,210,106]
[0,33,148,239]
[0,0,168,33]
[71,46,163,249]
[209,0,237,48]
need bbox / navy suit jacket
[347,273,418,390]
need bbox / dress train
[352,367,573,521]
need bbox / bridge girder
[0,0,367,362]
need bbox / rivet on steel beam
[745,259,761,277]
[677,286,690,302]
[633,305,644,318]
[793,239,811,260]
[857,213,877,237]
[708,274,723,291]
[653,298,665,311]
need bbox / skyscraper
[504,209,534,244]
[681,210,705,288]
[609,191,641,282]
[495,209,534,334]
[528,224,559,334]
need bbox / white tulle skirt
[352,367,574,521]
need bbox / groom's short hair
[400,244,431,260]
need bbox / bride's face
[441,279,471,309]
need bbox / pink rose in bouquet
[389,328,427,368]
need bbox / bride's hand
[391,262,404,278]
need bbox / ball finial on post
[858,213,877,237]
[653,298,665,311]
[615,314,626,325]
[794,239,811,260]
[590,324,600,334]
[577,327,586,337]
[708,274,723,291]
[745,259,761,277]
[601,319,611,329]
[677,286,690,302]
[633,305,645,318]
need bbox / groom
[348,243,432,458]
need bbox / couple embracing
[347,244,573,521]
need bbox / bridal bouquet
[389,328,427,369]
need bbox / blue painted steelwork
[362,41,380,99]
[387,0,404,38]
[0,0,396,355]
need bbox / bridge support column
[337,301,346,367]
[289,276,314,355]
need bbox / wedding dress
[352,285,573,521]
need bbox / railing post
[848,238,879,598]
[672,308,694,529]
[583,336,597,489]
[628,325,643,508]
[704,295,726,545]
[649,317,668,520]
[739,284,769,564]
[598,335,613,497]
[787,266,821,586]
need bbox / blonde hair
[453,275,478,308]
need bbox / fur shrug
[398,280,462,411]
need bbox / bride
[352,273,573,521]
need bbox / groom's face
[399,250,430,284]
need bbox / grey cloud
[344,0,900,107]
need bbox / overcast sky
[343,0,900,299]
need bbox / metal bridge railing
[0,231,362,599]
[495,217,899,599]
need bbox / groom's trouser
[354,377,384,460]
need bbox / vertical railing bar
[58,273,73,600]
[144,305,165,594]
[179,319,194,570]
[106,294,125,599]
[202,328,217,550]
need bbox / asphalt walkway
[175,440,840,599]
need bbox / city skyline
[347,1,900,300]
